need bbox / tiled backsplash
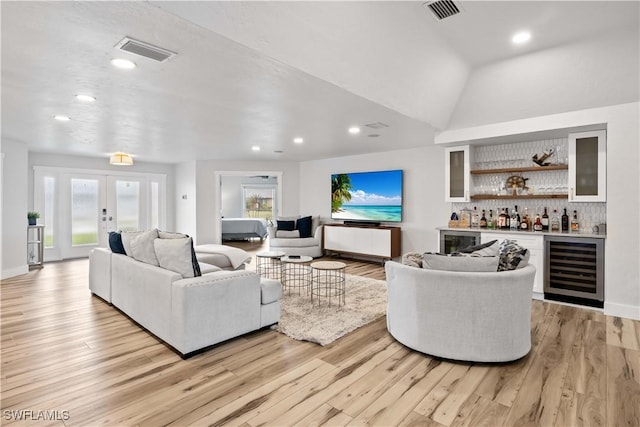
[452,137,606,233]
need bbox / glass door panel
[71,178,100,246]
[575,136,598,196]
[114,180,140,232]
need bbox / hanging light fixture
[110,152,134,166]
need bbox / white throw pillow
[422,253,499,272]
[127,229,159,266]
[276,230,300,238]
[154,237,196,278]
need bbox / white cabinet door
[568,130,606,202]
[324,226,392,257]
[481,233,544,297]
[445,146,470,202]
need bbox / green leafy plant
[27,211,40,219]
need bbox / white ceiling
[1,1,637,164]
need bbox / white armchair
[268,216,323,257]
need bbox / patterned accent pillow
[402,252,424,268]
[498,240,530,271]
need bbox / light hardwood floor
[1,244,639,426]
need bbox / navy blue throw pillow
[296,216,313,238]
[108,231,126,255]
[277,220,295,231]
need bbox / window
[243,186,275,221]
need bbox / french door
[34,167,165,260]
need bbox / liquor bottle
[498,208,506,229]
[471,206,479,228]
[551,209,560,232]
[510,208,519,230]
[571,210,580,232]
[541,207,549,231]
[480,210,487,228]
[534,212,543,231]
[561,208,569,232]
[520,207,530,230]
[487,210,495,229]
[515,205,521,225]
[504,207,510,229]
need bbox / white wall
[299,146,449,254]
[28,152,176,231]
[448,27,639,129]
[192,159,299,245]
[1,140,29,279]
[174,161,197,238]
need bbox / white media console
[323,223,401,260]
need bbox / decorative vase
[28,218,36,226]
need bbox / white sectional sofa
[89,247,281,357]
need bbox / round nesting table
[255,251,285,280]
[310,261,346,307]
[280,255,313,295]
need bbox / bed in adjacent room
[221,218,269,241]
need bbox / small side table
[281,255,313,295]
[311,261,346,307]
[27,225,45,269]
[256,251,285,280]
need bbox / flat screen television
[331,169,403,223]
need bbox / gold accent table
[310,261,346,307]
[255,251,285,280]
[280,255,313,296]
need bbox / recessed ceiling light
[251,146,261,152]
[76,94,96,103]
[512,31,531,45]
[110,58,136,69]
[293,137,304,144]
[54,115,70,121]
[348,126,361,135]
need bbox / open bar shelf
[470,165,568,175]
[470,194,568,200]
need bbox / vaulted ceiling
[1,1,638,163]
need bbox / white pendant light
[110,152,134,166]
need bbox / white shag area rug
[272,274,387,346]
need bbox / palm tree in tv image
[331,174,352,212]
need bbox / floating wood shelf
[471,194,569,200]
[470,165,568,175]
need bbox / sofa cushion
[199,262,223,275]
[422,253,499,272]
[154,237,198,278]
[498,240,530,271]
[296,216,313,238]
[158,230,201,277]
[277,220,295,231]
[270,237,318,248]
[108,231,126,255]
[276,230,300,238]
[260,278,282,304]
[457,239,500,257]
[128,229,160,266]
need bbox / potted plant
[27,211,40,226]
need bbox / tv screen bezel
[330,169,403,224]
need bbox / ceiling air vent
[115,37,176,63]
[364,122,390,129]
[422,0,462,20]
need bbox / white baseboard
[1,265,29,280]
[604,301,640,320]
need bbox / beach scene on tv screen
[331,170,402,222]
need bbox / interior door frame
[214,171,283,245]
